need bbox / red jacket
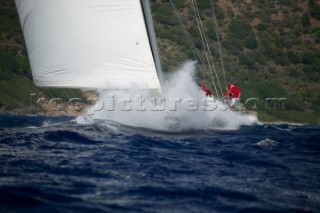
[230,86,241,98]
[201,84,213,96]
[204,88,212,96]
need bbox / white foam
[76,61,259,131]
[256,138,279,147]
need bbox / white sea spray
[77,61,258,131]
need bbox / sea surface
[0,114,319,212]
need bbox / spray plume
[77,61,258,131]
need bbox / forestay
[15,0,162,91]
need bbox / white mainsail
[15,0,162,91]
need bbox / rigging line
[191,0,218,97]
[191,0,219,97]
[193,0,224,99]
[210,0,227,89]
[168,0,206,68]
[192,0,224,99]
[169,0,216,97]
[191,0,212,71]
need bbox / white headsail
[15,0,162,91]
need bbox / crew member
[229,82,241,110]
[201,84,213,97]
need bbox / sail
[15,0,162,91]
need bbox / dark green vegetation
[0,0,85,111]
[151,0,320,124]
[0,0,319,123]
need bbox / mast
[141,0,164,85]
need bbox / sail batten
[15,0,162,90]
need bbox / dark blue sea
[0,114,319,212]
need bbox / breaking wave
[77,61,258,131]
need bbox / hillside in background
[151,0,320,123]
[0,0,319,123]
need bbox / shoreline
[0,106,88,117]
[261,121,311,126]
[0,110,85,117]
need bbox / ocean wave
[255,138,279,147]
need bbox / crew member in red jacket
[201,84,213,97]
[229,82,241,110]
